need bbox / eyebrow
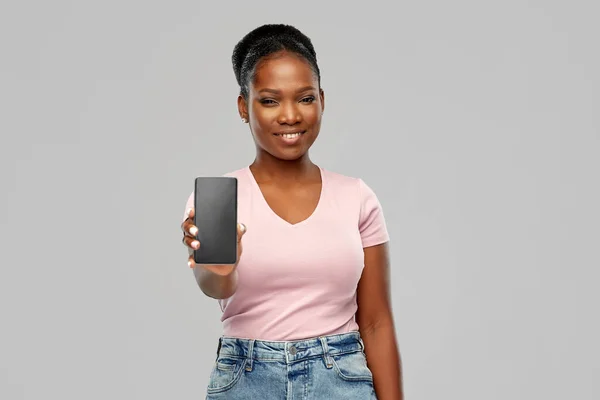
[258,86,316,94]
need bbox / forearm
[361,318,404,400]
[189,249,238,299]
[194,267,238,299]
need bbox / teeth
[281,132,301,139]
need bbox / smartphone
[193,176,238,265]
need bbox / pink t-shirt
[183,166,389,341]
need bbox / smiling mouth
[273,130,307,145]
[273,130,306,139]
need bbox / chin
[270,148,308,161]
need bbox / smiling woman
[235,33,324,162]
[180,24,403,400]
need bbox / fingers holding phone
[182,208,200,254]
[182,216,247,271]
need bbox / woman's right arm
[181,207,246,299]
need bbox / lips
[273,130,306,145]
[273,130,306,138]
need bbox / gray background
[1,1,598,399]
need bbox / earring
[241,117,247,123]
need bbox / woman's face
[238,51,325,162]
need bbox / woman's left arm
[356,242,404,400]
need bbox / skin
[180,49,403,399]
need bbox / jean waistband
[216,331,364,364]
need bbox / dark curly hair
[232,24,321,99]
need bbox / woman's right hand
[181,207,246,276]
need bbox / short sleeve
[358,179,389,248]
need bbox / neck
[250,152,318,183]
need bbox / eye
[259,98,277,105]
[300,96,315,103]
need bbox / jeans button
[289,346,297,355]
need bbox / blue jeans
[205,331,378,399]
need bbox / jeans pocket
[206,356,246,394]
[331,350,374,383]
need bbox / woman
[181,24,403,399]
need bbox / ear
[237,95,248,122]
[319,88,325,113]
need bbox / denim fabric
[205,331,377,399]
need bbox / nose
[277,101,302,125]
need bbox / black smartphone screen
[193,176,238,265]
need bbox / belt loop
[319,337,334,369]
[245,339,255,371]
[215,337,222,360]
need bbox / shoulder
[320,167,379,200]
[321,167,389,246]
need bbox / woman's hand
[181,207,247,276]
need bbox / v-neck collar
[245,166,325,228]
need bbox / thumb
[237,223,247,241]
